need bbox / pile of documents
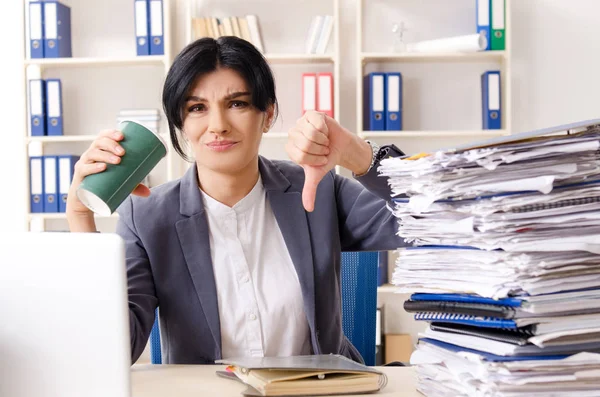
[379,120,600,396]
[116,108,161,134]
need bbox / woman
[67,36,405,365]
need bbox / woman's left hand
[286,111,372,212]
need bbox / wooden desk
[131,364,419,397]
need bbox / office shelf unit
[21,0,174,231]
[356,0,512,144]
[21,0,343,231]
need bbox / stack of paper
[116,108,161,133]
[379,120,600,396]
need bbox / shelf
[26,133,170,144]
[359,130,510,139]
[264,53,335,64]
[28,213,119,220]
[361,51,507,63]
[377,284,398,293]
[24,56,167,69]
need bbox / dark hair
[162,36,279,161]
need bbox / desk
[131,364,420,397]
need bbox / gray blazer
[116,156,403,364]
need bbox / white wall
[2,0,600,341]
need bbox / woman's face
[182,67,273,175]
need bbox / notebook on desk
[215,354,388,396]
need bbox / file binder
[301,73,317,114]
[58,155,79,212]
[29,1,45,58]
[481,70,501,129]
[44,1,72,58]
[134,0,150,56]
[45,79,63,136]
[385,72,402,131]
[43,156,60,213]
[316,73,334,118]
[476,0,491,51]
[29,79,46,136]
[490,0,506,50]
[149,0,164,55]
[364,73,386,131]
[30,156,45,213]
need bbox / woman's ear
[263,104,275,132]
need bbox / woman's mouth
[206,140,238,152]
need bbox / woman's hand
[66,129,150,231]
[286,111,372,212]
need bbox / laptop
[0,232,131,397]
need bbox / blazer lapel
[260,158,318,352]
[176,166,221,358]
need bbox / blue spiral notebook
[414,312,520,329]
[410,293,523,307]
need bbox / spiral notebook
[214,354,388,396]
[404,300,520,319]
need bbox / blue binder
[44,1,72,58]
[149,0,164,55]
[45,79,63,136]
[29,1,45,58]
[30,156,45,213]
[385,72,402,131]
[476,0,491,51]
[58,155,79,212]
[43,156,60,213]
[481,70,501,129]
[363,72,386,131]
[410,293,523,307]
[29,79,46,136]
[134,0,150,56]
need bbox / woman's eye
[230,101,248,109]
[188,104,205,112]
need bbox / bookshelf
[21,0,341,231]
[356,0,513,154]
[24,56,168,68]
[22,0,174,232]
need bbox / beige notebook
[215,354,388,396]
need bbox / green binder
[491,0,505,50]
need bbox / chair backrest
[149,308,162,364]
[149,251,380,365]
[340,251,379,366]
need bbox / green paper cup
[76,120,168,216]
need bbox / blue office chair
[149,251,380,365]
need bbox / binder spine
[476,0,491,51]
[490,0,506,50]
[134,0,150,56]
[29,2,45,59]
